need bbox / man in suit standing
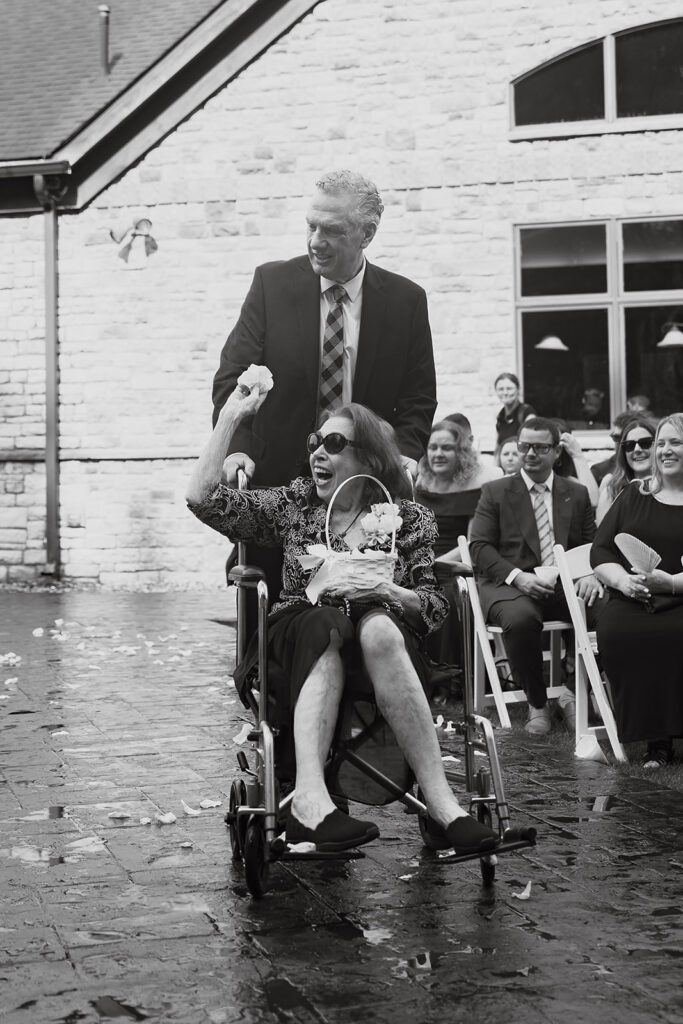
[469,418,602,735]
[212,169,435,481]
[212,169,436,612]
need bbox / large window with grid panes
[516,220,683,431]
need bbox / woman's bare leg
[290,635,345,829]
[358,612,467,828]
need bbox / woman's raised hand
[222,382,268,421]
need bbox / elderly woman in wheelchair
[187,382,500,857]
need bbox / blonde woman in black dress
[591,414,683,768]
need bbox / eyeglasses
[306,431,360,455]
[621,437,654,453]
[517,441,553,455]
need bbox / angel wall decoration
[109,218,158,269]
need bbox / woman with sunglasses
[187,383,500,856]
[595,415,657,525]
[591,413,683,768]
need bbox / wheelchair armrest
[228,564,266,586]
[434,557,473,582]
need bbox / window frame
[510,19,683,141]
[514,216,683,437]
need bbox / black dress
[414,486,483,671]
[495,401,535,446]
[590,482,683,743]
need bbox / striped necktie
[318,284,346,414]
[532,482,555,565]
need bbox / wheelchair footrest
[278,849,366,862]
[269,834,366,861]
[435,832,537,865]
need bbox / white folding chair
[554,543,627,762]
[459,536,569,729]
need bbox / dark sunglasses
[621,437,653,453]
[306,431,360,455]
[517,441,553,455]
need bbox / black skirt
[233,601,435,782]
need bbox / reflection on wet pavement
[1,590,682,1023]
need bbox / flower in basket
[358,503,403,550]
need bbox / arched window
[511,19,683,139]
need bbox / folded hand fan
[614,533,661,573]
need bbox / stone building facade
[2,0,683,584]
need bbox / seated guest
[551,420,599,508]
[416,417,503,548]
[497,438,522,476]
[596,414,657,525]
[415,417,502,695]
[469,417,602,735]
[494,372,535,447]
[591,412,635,486]
[591,413,683,768]
[187,386,499,855]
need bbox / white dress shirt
[319,260,365,406]
[505,469,556,586]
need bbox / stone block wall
[2,0,683,584]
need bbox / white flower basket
[304,475,399,604]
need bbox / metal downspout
[44,204,60,575]
[32,175,62,576]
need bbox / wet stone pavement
[1,590,682,1024]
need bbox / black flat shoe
[286,808,379,852]
[423,814,500,854]
[642,740,674,770]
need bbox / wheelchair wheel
[244,817,270,898]
[228,779,248,862]
[477,803,496,885]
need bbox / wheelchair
[224,480,537,898]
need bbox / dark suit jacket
[469,473,596,618]
[211,255,436,485]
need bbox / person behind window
[551,419,599,508]
[187,390,500,856]
[595,414,657,525]
[590,411,635,486]
[626,394,651,414]
[497,438,523,476]
[494,373,535,447]
[591,413,683,768]
[414,417,503,701]
[569,387,608,430]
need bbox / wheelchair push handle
[325,474,397,554]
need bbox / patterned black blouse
[189,477,448,635]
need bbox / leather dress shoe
[525,704,552,735]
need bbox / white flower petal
[511,881,532,900]
[154,812,177,825]
[181,799,202,817]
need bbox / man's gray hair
[315,170,384,229]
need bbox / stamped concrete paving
[1,590,682,1024]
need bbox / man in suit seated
[469,417,603,735]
